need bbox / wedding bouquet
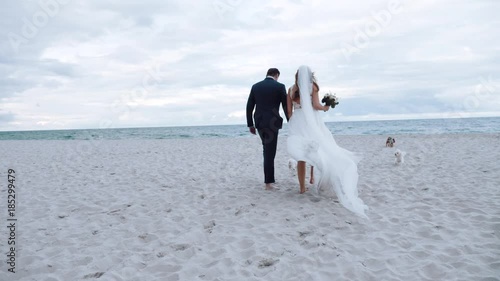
[321,92,339,108]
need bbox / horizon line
[1,115,499,133]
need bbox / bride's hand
[323,105,330,112]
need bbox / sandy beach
[0,133,499,281]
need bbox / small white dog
[394,149,406,164]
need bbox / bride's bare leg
[297,161,307,194]
[309,166,314,184]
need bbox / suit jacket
[246,77,289,131]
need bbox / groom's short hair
[266,68,280,77]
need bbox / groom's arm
[246,88,256,134]
[280,84,289,121]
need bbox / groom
[246,68,289,190]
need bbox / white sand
[0,134,499,281]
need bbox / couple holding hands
[246,66,367,217]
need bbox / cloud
[1,0,499,131]
[0,111,15,124]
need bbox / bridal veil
[287,65,368,217]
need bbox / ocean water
[0,117,499,141]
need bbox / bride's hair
[293,69,319,101]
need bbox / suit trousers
[257,128,279,184]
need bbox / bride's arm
[311,85,329,112]
[287,87,293,118]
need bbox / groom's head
[266,68,280,80]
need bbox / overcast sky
[1,0,499,131]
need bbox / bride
[286,65,368,217]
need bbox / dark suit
[246,77,289,184]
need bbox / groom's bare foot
[265,183,274,190]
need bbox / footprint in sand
[171,244,196,260]
[298,231,312,238]
[258,258,279,268]
[171,244,190,251]
[138,233,159,243]
[83,272,105,279]
[204,220,216,233]
[309,197,321,203]
[237,239,254,249]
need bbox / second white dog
[395,149,406,164]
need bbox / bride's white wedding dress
[287,65,368,218]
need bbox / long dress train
[287,65,368,218]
